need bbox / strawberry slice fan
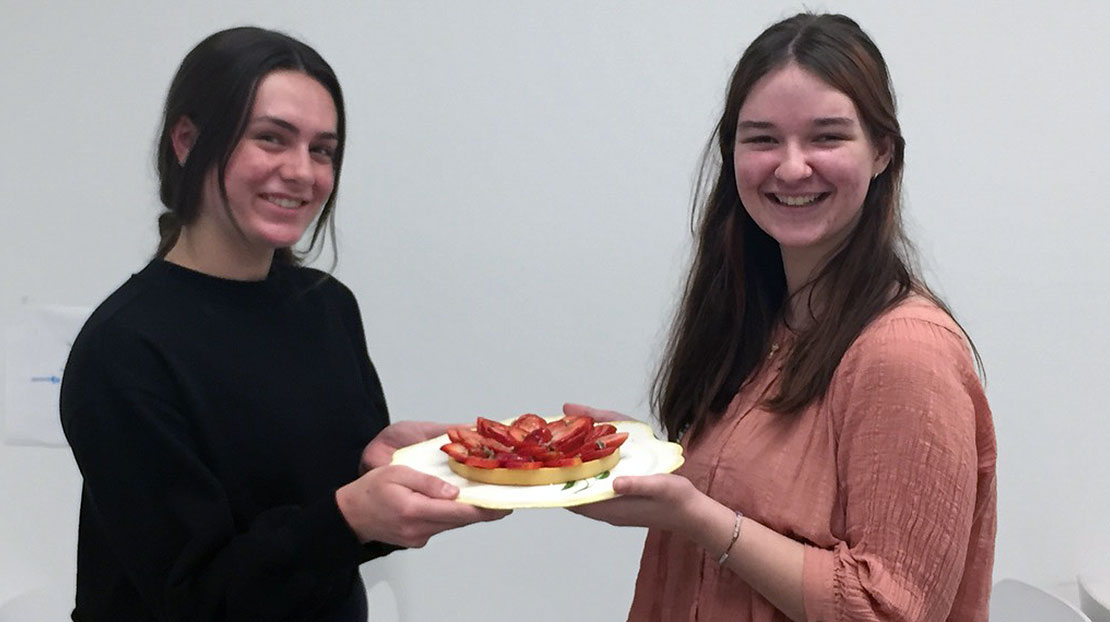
[440,414,630,486]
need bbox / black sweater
[60,260,395,621]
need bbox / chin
[254,226,313,250]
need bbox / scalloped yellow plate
[390,420,684,509]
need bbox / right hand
[336,465,510,548]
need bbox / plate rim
[390,419,684,509]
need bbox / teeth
[774,193,822,206]
[264,195,303,209]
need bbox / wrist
[716,510,743,566]
[683,495,737,555]
[335,484,368,543]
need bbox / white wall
[2,1,1108,619]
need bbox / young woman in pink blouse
[568,13,996,622]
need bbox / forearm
[684,495,807,622]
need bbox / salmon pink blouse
[627,298,996,622]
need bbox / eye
[814,133,849,144]
[254,132,285,147]
[738,135,777,146]
[310,144,337,163]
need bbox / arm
[800,318,980,621]
[570,474,808,621]
[572,318,981,622]
[63,365,358,619]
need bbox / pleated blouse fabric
[627,297,996,622]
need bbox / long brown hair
[652,13,974,443]
[154,26,345,267]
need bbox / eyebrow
[736,117,857,131]
[253,115,339,141]
[813,117,855,127]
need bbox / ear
[871,135,893,179]
[169,116,198,166]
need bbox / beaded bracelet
[716,510,744,566]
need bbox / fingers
[387,466,511,526]
[388,465,459,500]
[562,402,595,417]
[611,474,685,499]
[563,402,635,423]
[418,421,450,439]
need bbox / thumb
[391,466,459,500]
[612,474,668,497]
[562,402,596,417]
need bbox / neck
[164,226,273,281]
[780,246,825,326]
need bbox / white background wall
[2,1,1108,620]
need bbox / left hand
[569,473,707,537]
[361,420,451,473]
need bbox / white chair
[1078,574,1110,622]
[990,578,1092,622]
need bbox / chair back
[1078,574,1110,622]
[990,578,1092,622]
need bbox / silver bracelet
[716,510,744,566]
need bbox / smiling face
[733,62,890,283]
[175,69,339,275]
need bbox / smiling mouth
[261,194,307,209]
[768,193,829,207]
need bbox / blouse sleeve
[800,316,981,622]
[60,320,377,620]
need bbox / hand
[568,474,707,537]
[336,464,510,548]
[562,402,639,423]
[361,420,451,473]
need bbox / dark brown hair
[154,26,345,266]
[652,13,975,443]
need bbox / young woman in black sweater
[60,26,507,621]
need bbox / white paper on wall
[3,304,91,446]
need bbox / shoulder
[281,265,357,301]
[62,266,179,407]
[70,265,165,355]
[846,295,971,370]
[828,295,981,411]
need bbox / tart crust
[447,450,620,486]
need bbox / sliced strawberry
[454,428,485,452]
[523,426,553,445]
[550,417,591,452]
[440,442,469,462]
[477,417,518,448]
[586,432,629,451]
[507,426,529,446]
[511,413,548,433]
[515,443,549,458]
[464,456,500,469]
[542,456,583,468]
[579,445,618,463]
[499,453,537,468]
[584,424,617,443]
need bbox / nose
[280,147,314,186]
[775,143,812,183]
